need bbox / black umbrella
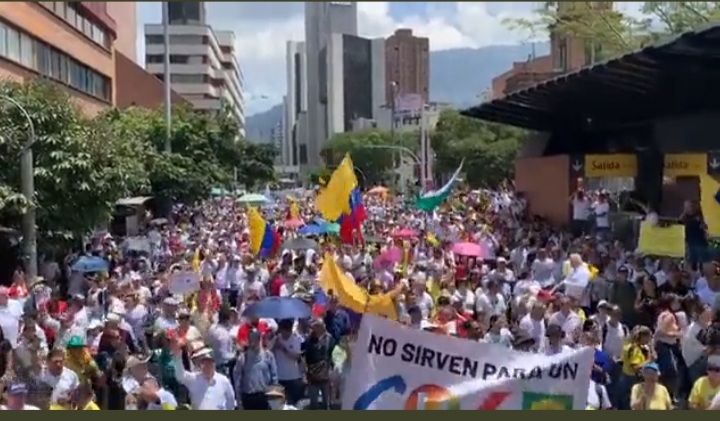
[281,238,320,252]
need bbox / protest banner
[342,315,594,410]
[167,270,201,296]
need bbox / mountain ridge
[245,42,549,142]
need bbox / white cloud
[137,2,643,115]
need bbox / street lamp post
[0,94,38,281]
[162,1,172,153]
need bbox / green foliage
[98,105,276,205]
[306,166,333,185]
[0,79,276,238]
[504,2,720,61]
[432,109,524,188]
[322,130,417,184]
[0,79,148,236]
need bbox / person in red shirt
[236,317,270,348]
[8,271,28,300]
[196,279,220,315]
[236,297,270,347]
[269,272,284,297]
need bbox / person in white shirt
[0,383,40,410]
[171,343,236,410]
[592,192,611,241]
[586,379,612,410]
[0,286,23,347]
[475,279,507,326]
[571,190,591,238]
[138,377,178,410]
[273,320,304,406]
[548,296,583,343]
[683,304,714,384]
[450,279,475,312]
[266,385,298,410]
[543,324,574,355]
[599,304,629,362]
[518,300,546,351]
[32,348,80,403]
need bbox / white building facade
[281,40,307,176]
[144,23,246,135]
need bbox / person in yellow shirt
[64,336,102,386]
[76,383,101,410]
[631,362,672,410]
[689,356,720,410]
[619,326,654,409]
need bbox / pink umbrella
[284,218,304,229]
[373,246,403,270]
[391,228,418,239]
[452,242,487,258]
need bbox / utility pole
[162,1,172,153]
[419,104,428,193]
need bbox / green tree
[102,105,277,205]
[234,142,277,190]
[432,109,525,188]
[306,167,332,185]
[0,79,149,237]
[504,2,720,61]
[322,130,417,185]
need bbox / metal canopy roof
[462,23,720,131]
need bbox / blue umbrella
[71,256,109,273]
[242,297,311,320]
[298,224,326,236]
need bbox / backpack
[601,322,629,346]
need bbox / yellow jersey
[621,343,649,376]
[689,376,720,409]
[630,383,672,410]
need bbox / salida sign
[583,154,636,178]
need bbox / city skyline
[134,2,643,116]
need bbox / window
[0,24,7,57]
[169,55,188,64]
[145,55,163,64]
[0,23,110,101]
[53,2,65,15]
[299,144,308,164]
[554,38,567,72]
[187,55,204,64]
[83,17,92,36]
[19,33,33,68]
[49,49,61,79]
[36,43,50,75]
[170,35,203,44]
[170,74,205,83]
[65,4,77,27]
[6,27,19,62]
[145,35,164,44]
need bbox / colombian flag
[338,188,367,245]
[248,207,280,258]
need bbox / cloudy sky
[135,2,642,115]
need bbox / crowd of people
[0,182,718,410]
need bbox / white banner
[342,316,594,410]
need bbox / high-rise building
[0,2,116,115]
[326,33,385,136]
[385,29,429,106]
[107,2,137,61]
[303,1,358,168]
[283,41,307,174]
[144,2,245,135]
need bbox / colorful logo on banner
[354,375,510,410]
